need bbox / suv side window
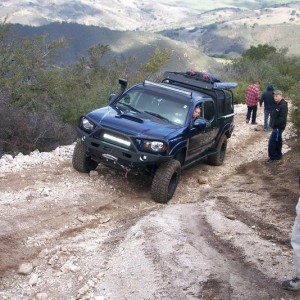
[203,100,215,121]
[217,91,233,116]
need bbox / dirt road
[0,104,299,300]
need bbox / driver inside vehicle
[192,106,201,120]
[192,105,211,129]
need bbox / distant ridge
[9,22,219,71]
[0,0,200,31]
[3,1,300,59]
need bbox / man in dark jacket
[260,84,276,131]
[266,90,288,164]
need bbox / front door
[186,100,217,161]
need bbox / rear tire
[72,141,98,172]
[151,159,181,204]
[207,135,227,166]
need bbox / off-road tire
[72,141,98,172]
[207,135,227,166]
[151,159,181,204]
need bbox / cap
[273,90,283,96]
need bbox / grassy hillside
[5,1,300,69]
[10,22,219,71]
[158,2,300,58]
[1,0,295,32]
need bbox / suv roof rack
[163,71,214,90]
[163,71,237,91]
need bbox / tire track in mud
[87,202,298,299]
[188,210,291,299]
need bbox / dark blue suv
[72,71,236,203]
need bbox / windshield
[114,87,190,125]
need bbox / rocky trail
[0,104,299,300]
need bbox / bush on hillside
[231,81,249,104]
[0,89,74,156]
[288,83,300,128]
[2,22,300,157]
[0,22,173,156]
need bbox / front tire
[151,159,181,204]
[207,135,227,166]
[72,141,98,172]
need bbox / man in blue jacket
[265,90,288,164]
[260,84,276,131]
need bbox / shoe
[282,277,300,291]
[246,119,249,123]
[265,159,275,164]
[251,122,257,125]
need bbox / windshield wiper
[144,111,170,122]
[119,103,140,113]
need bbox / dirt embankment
[0,104,299,300]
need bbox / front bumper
[77,129,172,172]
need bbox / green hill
[158,2,300,58]
[10,22,218,71]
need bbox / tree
[0,23,73,155]
[138,48,172,81]
[86,44,110,74]
[0,23,175,155]
[242,44,277,60]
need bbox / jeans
[264,107,273,130]
[268,128,284,160]
[246,105,257,123]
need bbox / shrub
[288,83,300,128]
[231,81,244,104]
[0,89,75,156]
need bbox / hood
[87,106,183,140]
[267,84,274,92]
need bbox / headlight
[142,140,167,153]
[81,117,95,132]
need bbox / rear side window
[217,91,233,116]
[203,100,215,121]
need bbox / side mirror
[193,118,210,129]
